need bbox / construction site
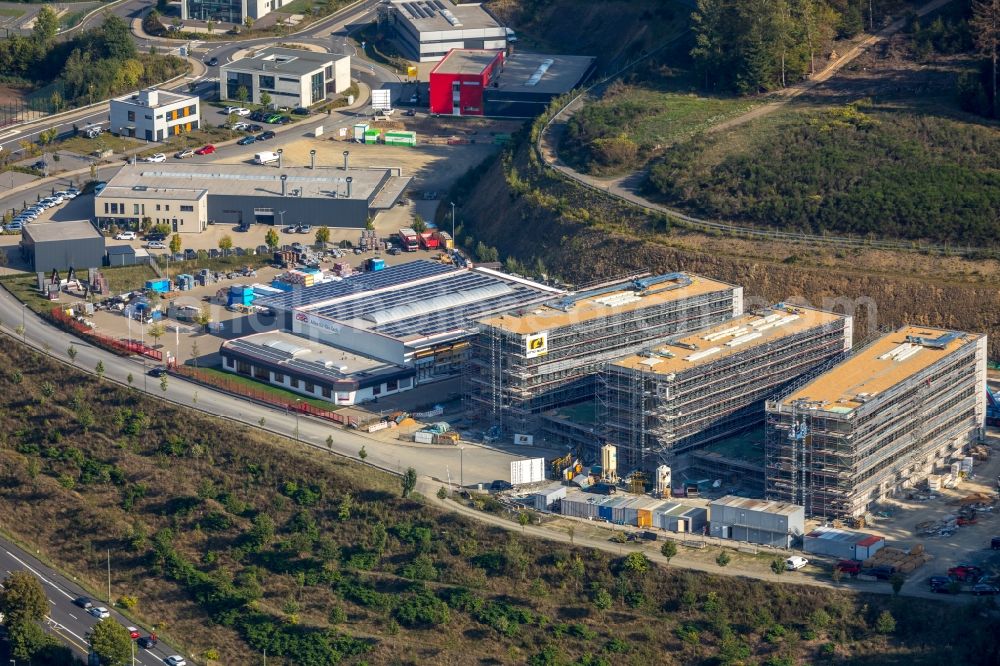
[464,272,743,437]
[598,303,854,471]
[765,326,988,519]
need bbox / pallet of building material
[910,544,925,555]
[881,547,906,557]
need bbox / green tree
[889,573,905,596]
[411,215,427,234]
[716,551,731,567]
[218,234,233,251]
[358,445,367,461]
[169,233,182,254]
[265,228,280,250]
[971,0,1000,117]
[160,375,168,393]
[260,91,271,107]
[101,14,137,60]
[518,512,529,533]
[401,466,417,498]
[147,322,165,346]
[0,571,48,624]
[437,486,448,500]
[874,610,896,634]
[622,551,649,576]
[6,620,51,661]
[67,345,78,365]
[38,127,58,145]
[770,558,785,574]
[660,540,677,564]
[244,15,255,29]
[88,619,132,666]
[315,226,331,245]
[237,85,249,104]
[592,587,613,612]
[32,6,59,46]
[95,360,105,381]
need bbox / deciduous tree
[971,0,1000,117]
[88,619,132,666]
[0,571,48,624]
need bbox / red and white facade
[428,49,504,116]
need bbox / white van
[254,151,279,165]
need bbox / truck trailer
[397,228,419,252]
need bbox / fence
[50,307,162,361]
[172,365,358,427]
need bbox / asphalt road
[0,537,181,664]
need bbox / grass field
[56,133,142,157]
[0,7,25,17]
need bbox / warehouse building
[765,326,987,519]
[466,272,743,439]
[709,496,805,549]
[20,221,105,272]
[220,48,351,108]
[600,304,852,469]
[95,162,409,230]
[390,0,507,62]
[803,527,885,561]
[220,331,416,405]
[109,89,200,142]
[255,260,563,383]
[428,49,595,117]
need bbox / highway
[0,536,181,664]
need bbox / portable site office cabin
[803,527,885,561]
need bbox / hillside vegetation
[1,342,999,664]
[645,100,1000,244]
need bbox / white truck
[253,151,279,165]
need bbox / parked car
[145,232,167,241]
[165,657,187,666]
[292,107,310,115]
[256,130,276,141]
[233,107,251,116]
[143,153,166,163]
[863,565,896,580]
[785,556,808,571]
[282,225,297,233]
[93,182,107,195]
[237,135,256,145]
[223,105,245,114]
[31,160,47,170]
[275,116,292,125]
[114,231,137,240]
[928,575,952,588]
[89,606,111,619]
[246,124,263,132]
[146,241,167,250]
[404,108,416,117]
[297,225,312,234]
[972,583,999,596]
[234,223,251,232]
[138,636,157,649]
[6,221,24,232]
[194,144,216,155]
[73,596,93,609]
[933,583,959,594]
[836,560,862,575]
[174,148,195,159]
[229,121,249,131]
[948,565,983,581]
[206,57,219,66]
[265,113,283,123]
[249,110,268,122]
[183,248,197,260]
[65,187,80,198]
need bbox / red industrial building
[428,49,504,116]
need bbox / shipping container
[353,123,369,142]
[414,431,435,444]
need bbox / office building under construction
[465,272,742,436]
[765,326,987,519]
[599,304,852,470]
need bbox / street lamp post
[459,446,464,489]
[450,201,456,240]
[295,398,301,441]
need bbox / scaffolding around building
[597,304,852,471]
[765,326,988,519]
[465,272,742,438]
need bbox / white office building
[109,89,200,142]
[220,48,351,108]
[391,0,508,62]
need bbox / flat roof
[256,260,563,345]
[224,47,341,76]
[805,526,882,544]
[98,185,208,201]
[112,88,196,107]
[478,272,735,335]
[221,331,410,383]
[103,163,389,203]
[493,53,595,95]
[432,49,502,76]
[611,304,844,375]
[23,220,101,243]
[711,495,803,516]
[392,0,501,31]
[781,326,982,411]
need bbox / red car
[127,626,140,639]
[836,560,862,575]
[948,565,983,581]
[194,144,216,155]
